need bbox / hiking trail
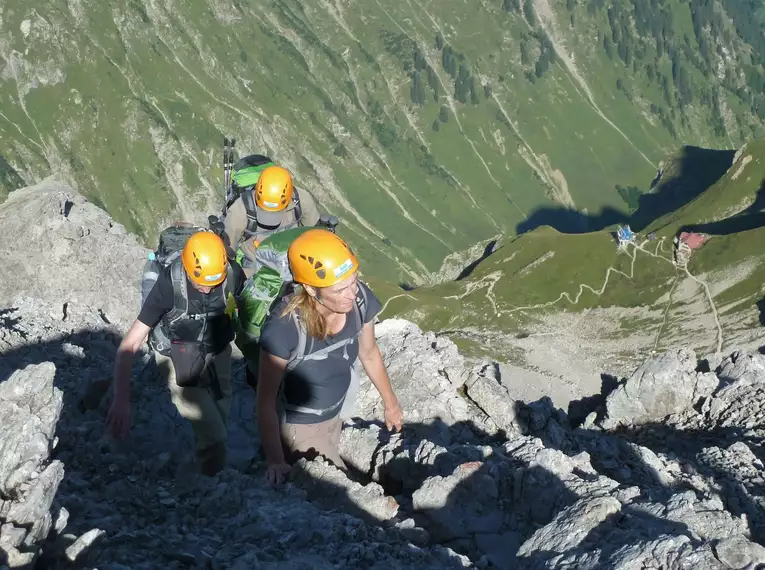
[653,276,680,353]
[319,0,359,43]
[635,238,724,354]
[410,0,528,222]
[344,146,449,247]
[367,148,459,240]
[433,236,725,354]
[443,270,503,316]
[379,292,418,317]
[0,109,44,152]
[491,90,568,205]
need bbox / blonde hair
[280,287,330,340]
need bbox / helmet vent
[192,252,203,278]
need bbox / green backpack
[224,154,276,213]
[234,225,368,374]
[234,226,314,362]
[222,154,304,259]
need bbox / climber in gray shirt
[255,229,404,485]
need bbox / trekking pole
[222,137,230,215]
[223,137,229,194]
[222,136,238,215]
[229,138,236,178]
[226,138,236,212]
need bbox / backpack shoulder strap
[167,259,189,324]
[356,281,369,324]
[293,188,303,223]
[191,264,234,320]
[241,189,258,234]
[286,310,309,372]
[215,265,231,308]
[283,283,368,371]
[351,281,369,335]
[351,298,363,336]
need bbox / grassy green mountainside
[4,0,765,285]
[379,140,765,378]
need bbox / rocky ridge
[2,180,765,569]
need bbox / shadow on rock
[0,308,24,337]
[509,348,765,568]
[567,373,620,428]
[1,307,212,567]
[338,414,583,567]
[455,239,501,281]
[6,303,765,569]
[606,422,765,543]
[0,307,471,568]
[757,295,765,330]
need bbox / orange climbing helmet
[181,231,228,287]
[255,165,294,212]
[288,229,359,288]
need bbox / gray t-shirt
[259,281,381,424]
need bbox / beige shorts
[280,414,345,469]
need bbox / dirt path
[491,92,571,209]
[379,293,418,317]
[379,229,736,413]
[431,235,728,409]
[632,238,724,355]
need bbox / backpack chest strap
[281,396,346,417]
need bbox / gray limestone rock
[602,348,705,428]
[0,178,146,329]
[3,181,765,569]
[0,363,62,495]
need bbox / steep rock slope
[0,176,147,329]
[3,182,765,569]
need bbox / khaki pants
[155,344,233,453]
[280,415,345,469]
[254,362,360,470]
